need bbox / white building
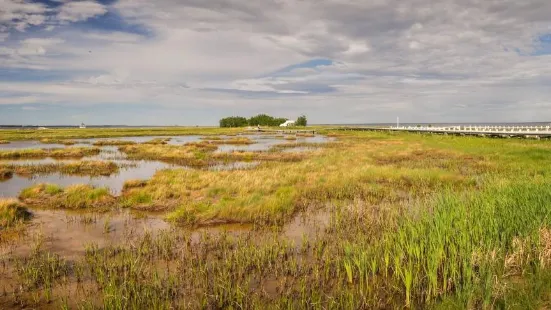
[279,120,296,127]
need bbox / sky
[1,0,551,125]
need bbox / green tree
[219,116,248,128]
[248,114,287,126]
[296,115,307,126]
[273,118,287,126]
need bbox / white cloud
[0,0,48,31]
[84,31,143,43]
[57,1,107,22]
[1,0,551,124]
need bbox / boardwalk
[337,125,551,139]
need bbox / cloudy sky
[1,0,551,125]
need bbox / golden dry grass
[119,135,483,225]
[93,140,136,146]
[142,137,171,145]
[0,198,31,229]
[0,161,122,177]
[119,143,217,167]
[0,147,100,159]
[0,167,13,180]
[19,183,115,209]
[39,138,77,145]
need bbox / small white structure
[79,123,86,129]
[279,120,296,127]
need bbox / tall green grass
[340,179,551,308]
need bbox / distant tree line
[219,117,248,128]
[219,114,307,128]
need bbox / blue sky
[1,0,551,125]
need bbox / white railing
[389,125,551,135]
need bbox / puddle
[0,206,332,307]
[0,134,333,198]
[0,160,174,197]
[0,209,171,260]
[0,206,331,261]
[0,208,256,261]
[282,210,331,246]
[0,136,203,151]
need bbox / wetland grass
[0,161,125,177]
[0,167,13,180]
[11,182,551,309]
[0,199,31,229]
[39,138,76,145]
[19,183,115,209]
[0,147,100,159]
[119,143,218,167]
[5,130,551,308]
[0,127,242,141]
[209,137,255,145]
[142,137,171,145]
[92,139,136,146]
[270,141,342,151]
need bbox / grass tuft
[0,198,31,229]
[19,183,114,209]
[1,161,123,177]
[39,138,76,145]
[93,140,136,146]
[0,147,100,159]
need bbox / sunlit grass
[0,147,101,159]
[0,198,31,229]
[39,138,76,145]
[93,139,136,146]
[1,161,125,177]
[19,183,114,209]
[0,127,243,141]
[142,137,171,145]
[6,130,551,308]
[119,143,218,167]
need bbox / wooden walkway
[336,125,551,139]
